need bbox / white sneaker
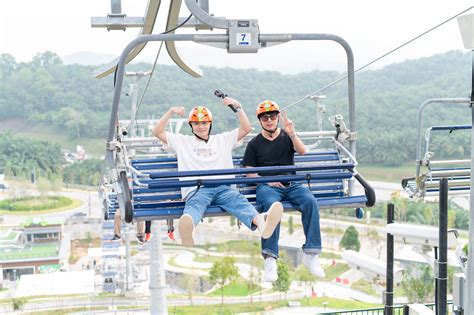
[178,214,195,247]
[302,253,326,278]
[257,202,283,239]
[264,257,278,282]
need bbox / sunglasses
[259,113,278,121]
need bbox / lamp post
[457,12,474,315]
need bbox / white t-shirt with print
[165,128,242,199]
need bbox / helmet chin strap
[260,119,279,138]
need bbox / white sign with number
[236,33,251,46]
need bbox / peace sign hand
[280,110,295,135]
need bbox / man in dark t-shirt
[242,100,325,282]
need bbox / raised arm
[152,106,185,144]
[281,111,306,155]
[223,97,252,141]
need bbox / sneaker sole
[179,215,195,247]
[261,202,283,239]
[302,256,326,278]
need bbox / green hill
[0,50,471,165]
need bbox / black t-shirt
[242,129,296,176]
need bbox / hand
[170,106,185,116]
[280,110,295,135]
[223,97,241,110]
[268,182,285,188]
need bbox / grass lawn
[169,296,382,314]
[0,196,81,215]
[323,263,350,282]
[207,278,261,297]
[193,254,223,264]
[351,279,378,296]
[320,251,340,260]
[200,240,261,255]
[357,163,414,183]
[30,307,108,315]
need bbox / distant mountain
[62,51,115,66]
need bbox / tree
[55,107,86,138]
[246,250,262,303]
[295,264,315,300]
[0,53,17,79]
[367,229,384,259]
[11,298,27,311]
[180,273,197,305]
[288,215,294,235]
[272,259,290,299]
[401,265,434,303]
[36,178,51,198]
[209,257,239,304]
[340,225,360,251]
[32,51,63,67]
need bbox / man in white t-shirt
[152,97,283,247]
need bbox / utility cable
[133,14,194,133]
[279,6,474,112]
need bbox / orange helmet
[256,100,280,117]
[188,106,213,123]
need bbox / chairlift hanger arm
[414,98,470,179]
[92,0,162,79]
[165,0,203,77]
[105,32,356,169]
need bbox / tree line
[0,50,472,166]
[0,131,101,186]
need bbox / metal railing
[318,302,453,315]
[319,307,394,315]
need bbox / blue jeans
[184,185,258,230]
[256,183,322,258]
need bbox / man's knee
[301,198,319,213]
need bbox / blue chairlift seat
[115,150,374,222]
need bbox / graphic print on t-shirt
[194,146,215,158]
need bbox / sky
[0,0,473,74]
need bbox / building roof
[21,216,63,228]
[0,242,58,262]
[15,270,95,297]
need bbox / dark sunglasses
[259,113,278,121]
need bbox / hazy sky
[1,1,473,73]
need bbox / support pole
[438,178,448,315]
[125,225,132,291]
[467,47,474,315]
[150,221,168,314]
[385,203,394,315]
